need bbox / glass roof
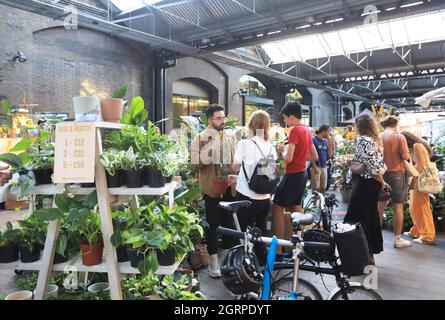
[261,10,445,64]
[110,0,161,12]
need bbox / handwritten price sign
[54,122,95,183]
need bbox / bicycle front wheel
[271,277,323,300]
[330,286,382,300]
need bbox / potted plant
[159,274,203,300]
[110,209,133,263]
[16,215,47,263]
[50,191,103,266]
[122,147,146,188]
[332,157,353,203]
[155,204,204,267]
[121,274,162,300]
[212,163,229,195]
[147,152,166,188]
[99,149,124,188]
[27,130,54,185]
[123,226,170,269]
[101,84,128,123]
[0,222,21,263]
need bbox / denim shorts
[378,172,407,204]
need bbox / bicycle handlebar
[216,226,332,251]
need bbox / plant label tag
[54,122,95,183]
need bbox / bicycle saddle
[219,200,252,212]
[291,212,314,227]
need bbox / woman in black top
[345,114,389,265]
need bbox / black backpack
[242,140,280,194]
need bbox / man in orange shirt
[378,116,412,248]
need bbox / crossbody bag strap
[242,161,250,182]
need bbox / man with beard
[191,104,237,278]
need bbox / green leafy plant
[383,205,413,232]
[121,274,161,300]
[121,147,146,171]
[112,84,128,99]
[15,272,59,291]
[17,215,48,251]
[198,113,237,130]
[99,149,125,176]
[35,191,101,246]
[121,96,148,126]
[159,274,203,300]
[0,222,21,247]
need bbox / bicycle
[217,201,383,300]
[306,190,338,232]
[217,211,329,300]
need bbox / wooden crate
[5,199,29,210]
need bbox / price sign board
[54,122,96,183]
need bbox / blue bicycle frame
[260,236,297,300]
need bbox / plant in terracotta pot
[44,191,103,266]
[101,84,128,123]
[69,207,103,266]
[0,222,21,263]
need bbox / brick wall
[0,4,152,117]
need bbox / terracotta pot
[188,250,201,270]
[195,243,207,252]
[80,241,104,266]
[200,251,209,267]
[100,98,123,123]
[212,176,228,195]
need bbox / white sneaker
[394,237,412,248]
[208,254,221,278]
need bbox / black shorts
[273,171,308,208]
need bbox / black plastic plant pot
[116,245,129,263]
[19,245,41,263]
[127,248,147,268]
[156,248,176,266]
[106,171,122,188]
[81,182,96,188]
[165,176,173,184]
[148,169,165,188]
[143,167,153,186]
[34,168,54,185]
[0,245,19,263]
[53,251,69,264]
[125,170,143,188]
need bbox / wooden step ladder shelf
[0,257,182,275]
[18,122,180,300]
